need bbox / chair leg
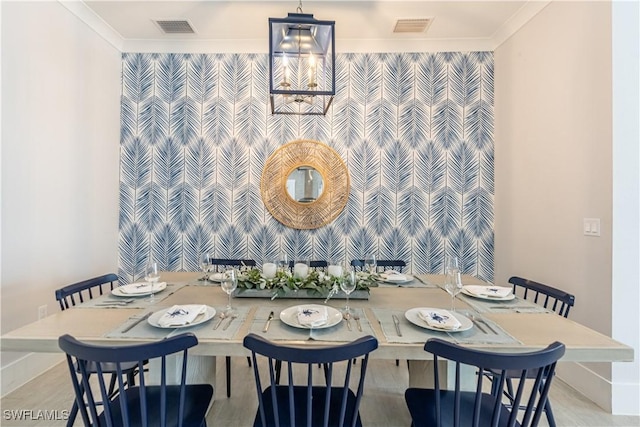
[224,356,249,397]
[544,399,557,427]
[66,401,79,427]
[107,373,118,396]
[396,359,399,366]
[506,377,515,399]
[125,370,136,389]
[226,356,231,398]
[496,375,556,427]
[490,376,499,396]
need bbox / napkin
[157,305,207,327]
[297,306,328,327]
[418,309,461,330]
[464,285,512,298]
[380,270,408,282]
[118,282,165,294]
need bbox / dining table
[1,271,633,393]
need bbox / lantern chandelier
[268,0,336,115]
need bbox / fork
[213,311,227,330]
[353,313,362,332]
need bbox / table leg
[147,354,217,392]
[408,360,476,391]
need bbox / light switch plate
[584,218,601,236]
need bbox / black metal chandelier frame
[268,8,336,116]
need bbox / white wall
[611,0,640,416]
[495,1,638,414]
[1,1,121,392]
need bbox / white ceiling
[62,0,550,53]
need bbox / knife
[97,299,134,306]
[478,318,497,334]
[263,311,274,333]
[354,314,362,332]
[490,305,531,309]
[470,317,487,334]
[121,313,151,333]
[222,313,237,331]
[392,314,402,337]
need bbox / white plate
[147,305,216,329]
[461,287,515,301]
[279,304,343,329]
[112,282,167,297]
[379,274,414,284]
[208,272,225,282]
[405,307,473,332]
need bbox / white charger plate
[280,304,343,329]
[112,282,167,297]
[379,274,415,285]
[461,286,515,301]
[148,305,216,329]
[405,307,473,332]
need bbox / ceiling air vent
[154,20,196,34]
[393,18,433,33]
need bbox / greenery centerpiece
[235,267,377,300]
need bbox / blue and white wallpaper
[119,52,494,283]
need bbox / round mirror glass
[286,166,324,203]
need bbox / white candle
[293,263,309,279]
[308,54,316,87]
[327,265,343,277]
[263,263,277,279]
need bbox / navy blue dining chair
[350,259,406,273]
[508,276,575,318]
[405,338,565,427]
[243,333,378,427]
[55,274,142,427]
[55,273,119,310]
[209,258,256,272]
[208,258,257,398]
[484,276,576,427]
[59,333,213,427]
[287,260,329,271]
[375,259,407,272]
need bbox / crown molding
[62,0,544,54]
[58,0,125,51]
[491,0,551,49]
[122,37,496,54]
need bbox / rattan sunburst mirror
[261,140,350,229]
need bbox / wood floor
[1,357,638,427]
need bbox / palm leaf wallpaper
[119,52,494,282]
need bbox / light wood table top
[1,272,633,363]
